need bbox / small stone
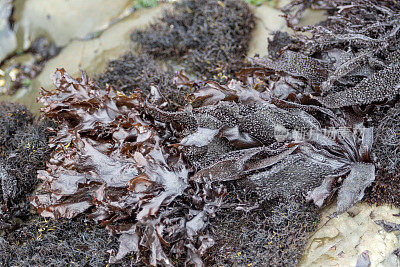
[356,250,370,267]
[347,206,360,217]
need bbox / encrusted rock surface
[300,203,400,267]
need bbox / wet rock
[0,0,17,62]
[300,203,400,267]
[0,37,60,95]
[34,4,165,87]
[382,253,399,266]
[247,3,288,57]
[247,2,326,57]
[0,54,34,94]
[13,0,135,49]
[1,4,166,113]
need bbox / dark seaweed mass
[0,103,129,267]
[0,102,52,229]
[366,104,400,207]
[207,182,319,267]
[95,53,190,109]
[4,0,400,266]
[96,53,175,96]
[0,216,121,266]
[131,0,255,79]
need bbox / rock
[247,3,326,58]
[300,203,400,267]
[13,0,134,49]
[247,4,288,57]
[356,250,371,267]
[0,4,166,114]
[382,253,399,267]
[0,0,17,62]
[347,206,361,217]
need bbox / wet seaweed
[131,0,255,79]
[252,0,400,109]
[0,102,53,231]
[95,53,190,110]
[146,73,375,215]
[0,216,121,266]
[11,0,400,266]
[31,63,373,265]
[252,0,400,210]
[365,104,400,206]
[207,182,319,267]
[31,69,225,265]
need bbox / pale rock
[247,3,326,58]
[14,0,134,49]
[300,203,400,267]
[0,0,17,62]
[0,5,166,113]
[247,4,288,57]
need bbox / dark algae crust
[131,0,255,79]
[0,217,121,266]
[0,102,53,230]
[3,0,400,266]
[95,53,190,110]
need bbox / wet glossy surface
[0,3,166,114]
[0,0,17,62]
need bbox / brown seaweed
[31,69,225,265]
[24,0,400,266]
[33,65,377,265]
